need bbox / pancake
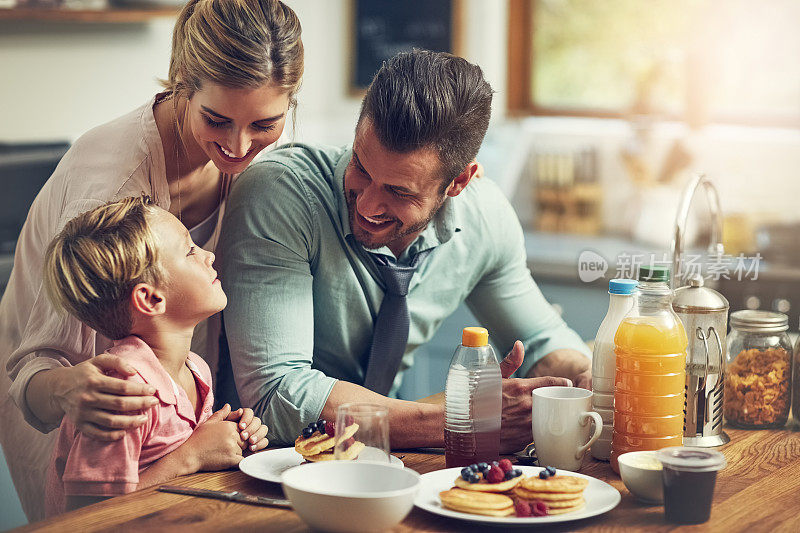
[304,440,365,461]
[453,474,523,493]
[439,488,514,511]
[513,486,585,501]
[519,474,588,494]
[547,502,585,515]
[294,423,359,456]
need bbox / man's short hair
[43,196,164,340]
[358,49,494,184]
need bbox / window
[508,0,800,127]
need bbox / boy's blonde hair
[44,197,164,340]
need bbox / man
[217,50,591,453]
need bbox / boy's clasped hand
[184,404,270,471]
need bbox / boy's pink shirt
[45,335,215,517]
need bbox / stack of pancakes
[439,468,589,518]
[293,422,363,462]
[512,474,588,515]
[439,469,524,516]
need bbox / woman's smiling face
[186,81,291,174]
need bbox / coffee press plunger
[670,174,729,447]
[673,275,730,446]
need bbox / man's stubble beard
[345,186,446,251]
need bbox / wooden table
[18,427,800,532]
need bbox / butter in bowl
[617,450,663,504]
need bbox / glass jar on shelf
[724,310,793,429]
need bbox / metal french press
[673,275,730,446]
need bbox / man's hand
[499,341,573,454]
[50,354,158,440]
[530,348,592,390]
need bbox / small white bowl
[617,450,664,504]
[281,461,420,532]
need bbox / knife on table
[158,485,291,508]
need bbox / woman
[0,0,303,520]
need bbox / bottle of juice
[591,278,638,460]
[444,327,502,468]
[610,266,687,473]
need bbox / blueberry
[302,427,314,438]
[546,466,557,476]
[539,470,550,479]
[492,461,500,467]
[468,474,481,484]
[461,468,472,480]
[307,422,317,430]
[316,419,326,432]
[477,462,490,472]
[468,464,480,472]
[512,469,523,478]
[504,470,515,481]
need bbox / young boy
[42,196,269,516]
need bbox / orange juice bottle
[610,266,687,473]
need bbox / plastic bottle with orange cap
[444,326,502,468]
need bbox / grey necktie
[363,249,432,395]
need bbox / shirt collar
[109,336,210,415]
[334,147,462,262]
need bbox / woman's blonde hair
[43,197,164,341]
[163,0,304,105]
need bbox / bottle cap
[730,309,788,333]
[638,265,670,283]
[656,447,726,472]
[609,278,637,295]
[461,327,489,347]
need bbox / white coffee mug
[532,386,603,471]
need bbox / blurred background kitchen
[1,0,799,527]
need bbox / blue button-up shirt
[217,143,590,444]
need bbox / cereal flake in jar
[724,310,793,429]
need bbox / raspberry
[343,436,356,450]
[324,421,336,436]
[531,500,548,517]
[486,465,505,484]
[344,415,355,426]
[498,459,513,473]
[514,500,532,517]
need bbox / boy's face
[149,209,227,324]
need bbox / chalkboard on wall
[351,0,459,92]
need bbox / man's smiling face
[343,119,448,256]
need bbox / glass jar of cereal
[724,310,793,429]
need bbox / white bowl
[617,450,664,504]
[281,461,420,532]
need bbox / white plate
[414,465,620,525]
[239,447,405,483]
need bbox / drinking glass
[334,403,391,463]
